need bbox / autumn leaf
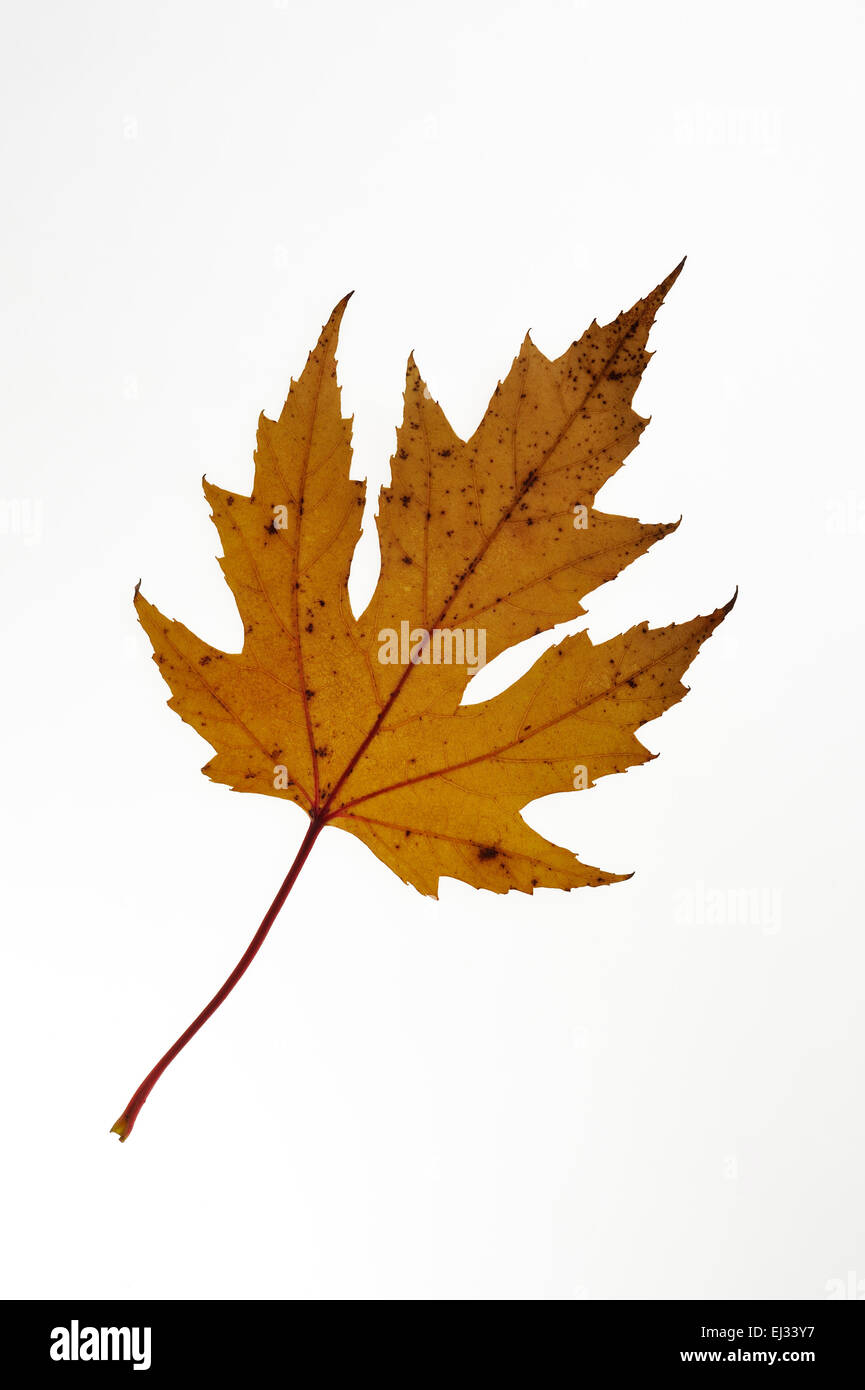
[112,263,734,1140]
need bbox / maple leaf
[113,264,734,1140]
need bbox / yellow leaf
[137,263,731,895]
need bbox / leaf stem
[110,813,326,1142]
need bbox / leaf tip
[330,290,355,325]
[133,578,141,602]
[653,257,687,304]
[713,588,738,624]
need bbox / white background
[1,0,863,1300]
